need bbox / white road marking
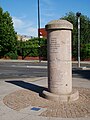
[11,65,47,69]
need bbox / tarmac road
[0,61,47,79]
[0,60,90,80]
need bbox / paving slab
[0,75,90,120]
[0,110,28,120]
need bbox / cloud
[12,16,37,37]
[26,27,38,37]
[12,17,24,29]
[12,16,33,29]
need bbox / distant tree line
[0,7,90,60]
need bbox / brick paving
[3,87,90,118]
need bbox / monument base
[42,89,79,102]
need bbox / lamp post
[76,12,81,68]
[38,0,41,62]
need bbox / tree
[0,7,18,59]
[17,38,47,59]
[61,12,90,60]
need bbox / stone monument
[43,20,79,102]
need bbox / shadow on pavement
[72,69,90,80]
[5,80,48,96]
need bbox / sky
[0,0,90,37]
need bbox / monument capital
[45,19,73,30]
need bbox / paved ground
[0,60,90,120]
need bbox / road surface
[0,61,90,80]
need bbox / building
[17,34,34,41]
[38,28,47,38]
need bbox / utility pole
[38,0,41,62]
[76,12,81,68]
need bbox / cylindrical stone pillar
[46,20,73,95]
[43,20,79,102]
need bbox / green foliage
[0,7,18,58]
[17,38,47,59]
[61,12,90,60]
[0,7,47,60]
[4,51,18,59]
[38,38,47,58]
[81,44,90,60]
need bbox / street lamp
[76,12,81,68]
[38,0,41,62]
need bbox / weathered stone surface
[43,19,79,101]
[46,20,73,95]
[45,20,73,30]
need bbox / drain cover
[31,107,41,111]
